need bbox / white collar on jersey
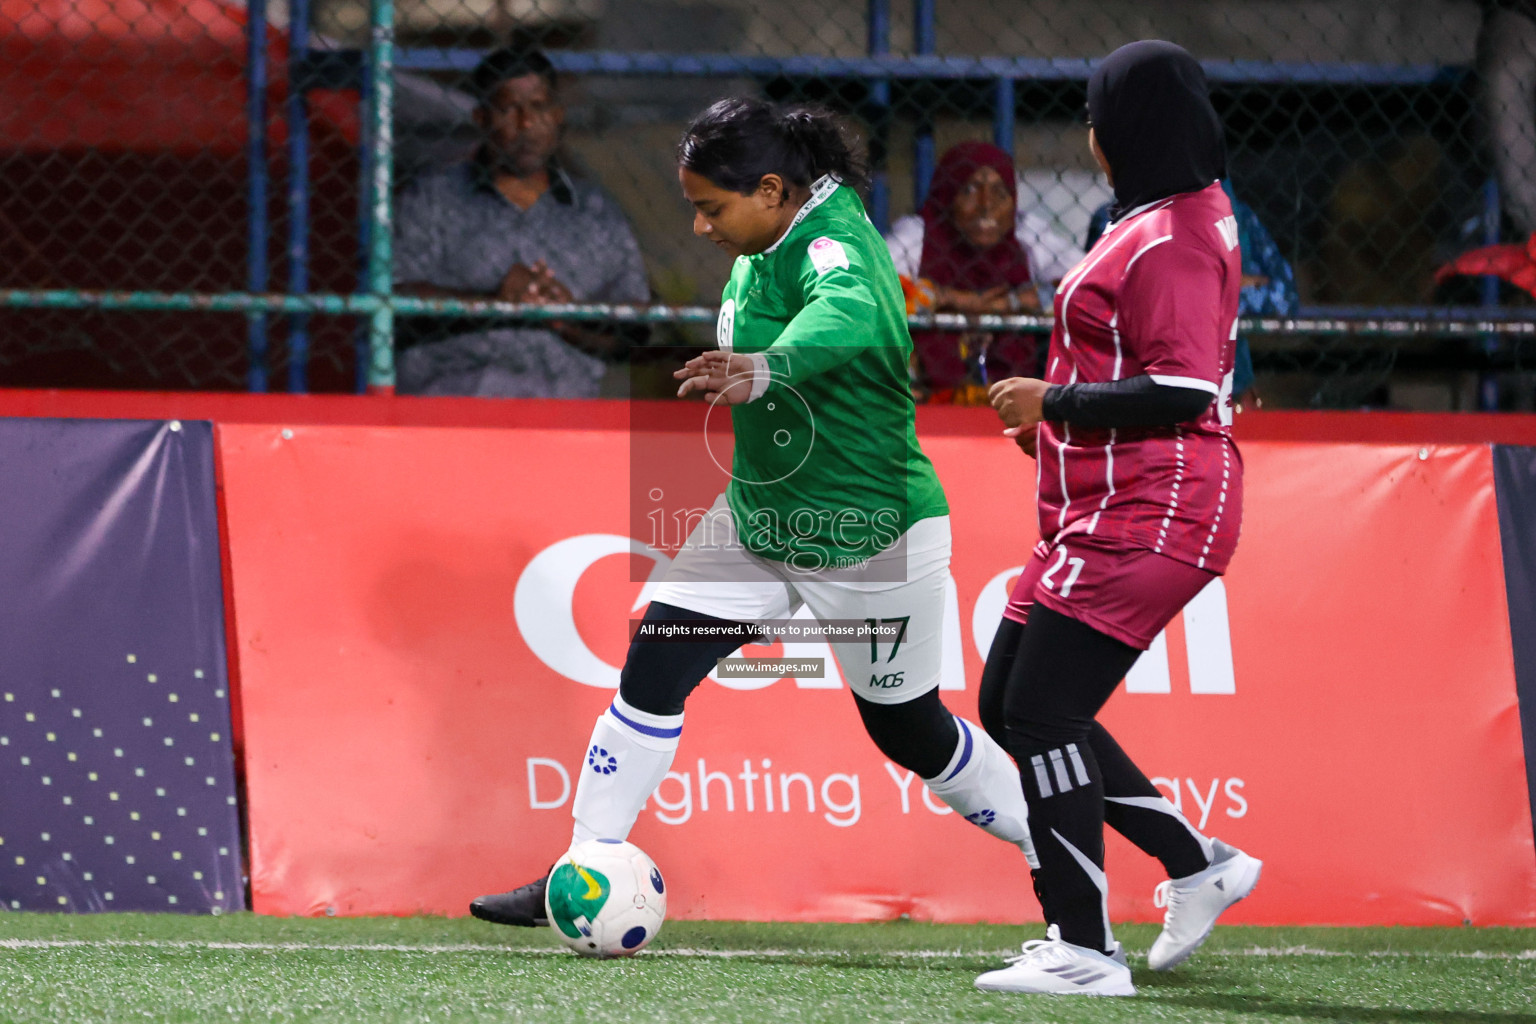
[1102,178,1220,237]
[760,174,842,255]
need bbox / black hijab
[1087,40,1225,217]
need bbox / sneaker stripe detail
[1031,755,1054,797]
[975,936,1135,996]
[1066,743,1091,786]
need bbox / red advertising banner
[218,418,1536,925]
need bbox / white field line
[0,939,1533,961]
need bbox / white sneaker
[975,929,1136,996]
[1147,838,1263,971]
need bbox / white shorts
[650,494,951,705]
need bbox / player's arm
[756,235,881,390]
[1116,236,1227,412]
[1041,376,1213,427]
[989,374,1211,435]
[677,236,886,404]
[990,238,1225,434]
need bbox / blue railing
[252,0,1489,396]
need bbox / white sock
[923,717,1039,868]
[570,694,683,844]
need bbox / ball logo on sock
[587,745,618,775]
[964,809,996,827]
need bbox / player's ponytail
[776,107,868,194]
[678,96,869,198]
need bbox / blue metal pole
[913,0,936,207]
[1483,176,1502,307]
[914,136,935,209]
[245,0,270,392]
[993,77,1014,156]
[914,0,937,53]
[1480,175,1502,410]
[364,0,396,392]
[867,0,890,232]
[285,0,312,393]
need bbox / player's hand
[1014,428,1038,458]
[674,351,757,405]
[1011,287,1042,313]
[525,261,575,305]
[497,263,540,303]
[936,284,1010,314]
[988,376,1051,436]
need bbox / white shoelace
[1003,937,1075,968]
[1154,879,1193,915]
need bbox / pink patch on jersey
[807,235,850,274]
[1035,182,1243,575]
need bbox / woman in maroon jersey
[971,40,1262,997]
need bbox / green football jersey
[716,176,949,572]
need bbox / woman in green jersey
[471,98,1036,928]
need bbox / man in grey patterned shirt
[394,47,649,397]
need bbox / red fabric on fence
[0,0,361,391]
[0,0,358,154]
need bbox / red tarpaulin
[0,0,358,153]
[0,0,362,390]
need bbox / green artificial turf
[0,914,1532,1023]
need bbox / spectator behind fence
[392,46,649,398]
[1437,2,1536,307]
[885,142,1082,404]
[1084,179,1298,404]
[1481,0,1536,239]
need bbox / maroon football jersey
[1035,181,1243,572]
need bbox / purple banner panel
[1495,444,1536,854]
[0,419,243,914]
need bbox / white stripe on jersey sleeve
[1123,233,1173,273]
[1150,374,1221,394]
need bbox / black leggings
[979,610,1134,751]
[980,608,1209,946]
[980,611,1209,874]
[620,601,959,779]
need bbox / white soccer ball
[544,839,667,958]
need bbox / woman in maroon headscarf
[885,141,1045,404]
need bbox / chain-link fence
[3,0,1536,408]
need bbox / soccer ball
[544,839,667,958]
